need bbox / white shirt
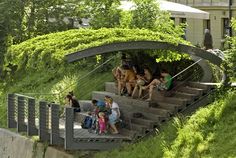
[111,102,120,118]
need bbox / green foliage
[95,90,236,158]
[130,0,160,29]
[0,61,114,127]
[5,28,189,73]
[119,11,132,28]
[118,0,185,38]
[0,0,88,73]
[86,0,121,29]
[224,18,236,81]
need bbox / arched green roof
[5,28,188,71]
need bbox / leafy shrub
[5,28,189,74]
[224,19,236,81]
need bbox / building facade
[167,0,236,49]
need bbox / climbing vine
[224,19,236,81]
[5,28,190,73]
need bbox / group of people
[113,63,173,101]
[64,92,120,135]
[91,96,120,134]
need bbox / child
[98,112,106,134]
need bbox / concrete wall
[186,18,204,47]
[0,128,73,158]
[167,0,236,49]
[168,0,236,6]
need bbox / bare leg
[117,80,121,95]
[147,85,155,100]
[132,85,138,98]
[126,82,132,95]
[118,80,125,95]
[144,79,161,89]
[110,124,118,134]
[139,86,143,98]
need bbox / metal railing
[7,94,63,146]
[7,93,124,150]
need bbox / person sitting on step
[91,99,106,115]
[65,94,81,112]
[112,66,125,95]
[132,66,152,98]
[142,69,172,101]
[61,94,81,117]
[122,65,136,96]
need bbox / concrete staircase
[7,81,213,150]
[78,81,213,140]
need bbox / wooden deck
[58,119,131,140]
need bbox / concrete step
[173,91,197,101]
[92,91,172,119]
[92,91,150,109]
[119,128,138,140]
[150,102,184,113]
[92,91,116,100]
[105,82,117,94]
[177,86,204,96]
[118,101,170,117]
[152,92,188,106]
[119,106,164,123]
[131,117,158,129]
[129,122,149,134]
[74,112,88,123]
[186,82,211,91]
[79,100,93,112]
[105,81,211,95]
[149,102,181,113]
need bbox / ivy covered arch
[66,41,226,83]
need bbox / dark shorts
[73,108,81,113]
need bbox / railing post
[7,94,17,128]
[65,107,74,150]
[27,98,38,136]
[50,103,64,145]
[17,95,27,132]
[39,101,50,142]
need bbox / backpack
[81,116,93,129]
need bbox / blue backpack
[81,116,93,129]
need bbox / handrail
[171,59,202,80]
[59,55,116,95]
[18,55,116,97]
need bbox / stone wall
[0,128,73,158]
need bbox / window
[203,19,210,34]
[180,18,186,24]
[204,20,210,30]
[223,18,230,37]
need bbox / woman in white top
[105,97,120,134]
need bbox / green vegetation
[225,19,236,81]
[0,0,235,157]
[5,28,188,72]
[0,27,188,128]
[94,90,236,158]
[0,0,184,73]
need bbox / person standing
[203,29,213,50]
